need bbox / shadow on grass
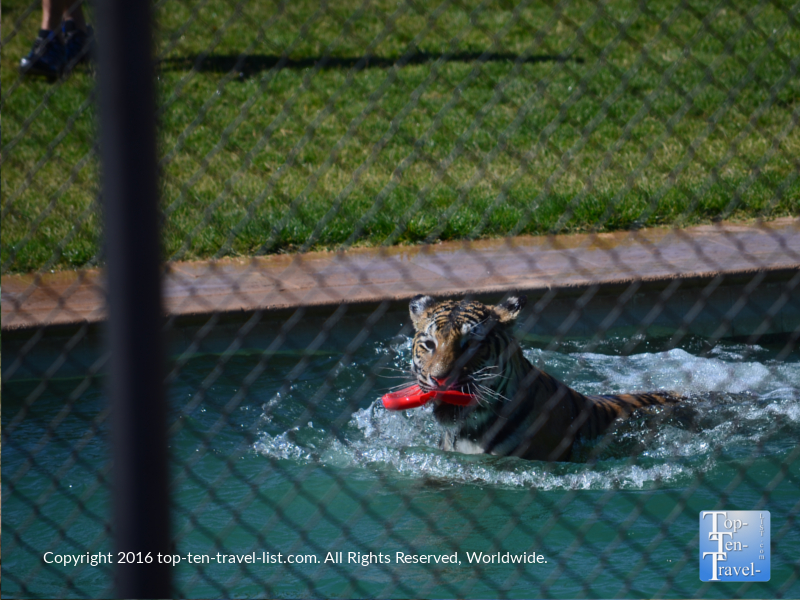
[158,51,583,78]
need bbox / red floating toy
[382,385,476,410]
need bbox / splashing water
[253,337,800,490]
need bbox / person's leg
[22,0,91,75]
[40,0,67,34]
[62,0,93,66]
[21,0,67,75]
[62,0,87,33]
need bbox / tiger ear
[409,295,436,330]
[494,295,527,323]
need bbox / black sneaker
[19,30,66,78]
[63,22,94,69]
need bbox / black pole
[97,0,171,595]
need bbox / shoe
[19,31,66,78]
[63,22,94,69]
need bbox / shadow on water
[157,51,583,78]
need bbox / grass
[2,0,799,273]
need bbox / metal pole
[97,0,171,594]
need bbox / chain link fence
[2,0,800,597]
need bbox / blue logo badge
[699,511,770,582]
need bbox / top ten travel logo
[699,511,770,582]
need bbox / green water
[3,311,799,598]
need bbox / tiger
[407,294,682,461]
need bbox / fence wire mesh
[2,0,800,597]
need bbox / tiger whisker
[385,381,418,391]
[471,374,503,382]
[471,372,512,383]
[475,383,510,403]
[469,384,508,415]
[473,389,502,403]
[471,364,500,375]
[467,383,492,409]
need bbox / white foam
[253,429,310,461]
[529,347,778,395]
[253,340,799,490]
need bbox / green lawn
[2,0,799,273]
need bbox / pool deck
[2,217,799,331]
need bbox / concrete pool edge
[2,217,799,333]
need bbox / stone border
[2,218,798,331]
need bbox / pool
[3,297,799,598]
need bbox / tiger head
[408,294,527,424]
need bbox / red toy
[382,385,476,410]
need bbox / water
[3,316,799,598]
